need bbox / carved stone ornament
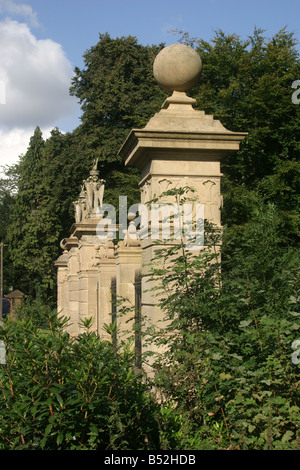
[73,159,106,222]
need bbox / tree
[70,33,166,160]
[69,33,167,207]
[0,169,17,294]
[190,28,300,178]
[5,35,168,301]
[7,127,61,301]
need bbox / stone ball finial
[153,43,202,92]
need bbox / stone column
[55,160,108,336]
[77,237,100,333]
[66,237,80,336]
[78,269,98,332]
[95,241,117,340]
[114,239,142,345]
[118,43,247,363]
[54,249,68,319]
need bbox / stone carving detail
[203,179,216,202]
[140,180,151,204]
[73,159,106,222]
[117,214,141,248]
[158,178,172,196]
[202,179,220,223]
[73,185,87,223]
[94,241,115,265]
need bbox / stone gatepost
[118,44,247,363]
[55,160,107,336]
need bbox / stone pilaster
[114,239,142,344]
[66,237,80,336]
[95,241,117,340]
[54,249,68,320]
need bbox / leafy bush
[145,193,300,450]
[0,312,160,450]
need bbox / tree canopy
[189,28,300,239]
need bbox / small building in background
[5,290,25,315]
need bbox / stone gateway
[55,44,246,366]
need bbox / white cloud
[0,19,78,129]
[0,0,39,27]
[0,127,52,176]
[0,17,80,170]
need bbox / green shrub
[0,312,160,450]
[145,194,300,450]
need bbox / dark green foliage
[145,191,300,450]
[68,33,166,210]
[0,311,160,450]
[70,33,166,140]
[6,127,61,301]
[180,27,300,240]
[0,171,17,293]
[191,28,300,182]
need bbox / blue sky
[27,0,300,66]
[0,0,300,171]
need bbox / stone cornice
[119,128,248,169]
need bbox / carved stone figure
[73,185,87,223]
[83,159,106,215]
[84,175,105,212]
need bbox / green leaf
[248,424,255,433]
[282,430,294,443]
[239,320,253,328]
[57,433,64,446]
[45,423,52,436]
[211,353,223,360]
[219,372,232,380]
